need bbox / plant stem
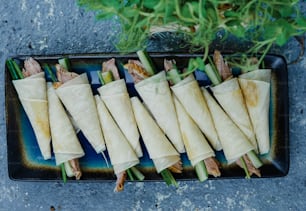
[136,50,156,75]
[127,169,134,181]
[60,163,67,183]
[240,157,251,179]
[58,58,71,71]
[10,59,24,79]
[6,59,19,80]
[247,150,263,169]
[130,166,145,181]
[160,169,178,187]
[194,161,208,182]
[43,64,57,82]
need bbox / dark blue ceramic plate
[5,53,289,181]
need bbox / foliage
[78,0,306,61]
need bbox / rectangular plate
[5,53,289,181]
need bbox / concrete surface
[1,0,306,210]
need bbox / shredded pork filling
[55,64,79,84]
[204,157,221,177]
[213,50,232,81]
[236,154,261,177]
[102,58,120,80]
[22,57,42,77]
[114,171,127,192]
[68,159,82,180]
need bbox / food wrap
[56,73,105,153]
[135,71,185,153]
[238,69,271,154]
[12,72,51,160]
[210,77,257,151]
[173,96,215,166]
[47,83,85,165]
[202,88,254,163]
[95,95,139,174]
[97,79,142,157]
[171,74,222,151]
[131,97,180,173]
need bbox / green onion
[58,58,71,71]
[127,169,134,181]
[43,64,57,82]
[97,71,104,85]
[130,166,145,181]
[11,59,24,79]
[240,157,251,179]
[160,169,178,187]
[247,150,263,169]
[136,50,156,75]
[6,59,19,80]
[194,161,208,182]
[60,163,67,183]
[204,64,222,86]
[166,68,182,84]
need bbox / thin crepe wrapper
[97,79,142,157]
[202,88,254,163]
[131,97,180,173]
[210,77,258,152]
[12,72,51,160]
[47,83,85,165]
[171,74,222,151]
[173,96,215,166]
[55,73,105,153]
[134,71,185,153]
[238,69,271,154]
[95,95,139,174]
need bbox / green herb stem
[43,64,57,83]
[130,166,145,181]
[136,50,156,75]
[127,169,134,181]
[194,161,208,182]
[240,157,251,179]
[204,63,222,86]
[58,58,71,71]
[247,151,263,169]
[160,169,178,187]
[60,163,67,183]
[6,60,19,80]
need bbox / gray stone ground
[0,1,306,210]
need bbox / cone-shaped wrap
[134,71,185,153]
[47,83,84,165]
[238,69,271,154]
[131,97,180,173]
[98,79,142,157]
[56,73,105,153]
[13,72,51,159]
[202,88,254,163]
[95,95,139,174]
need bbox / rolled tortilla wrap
[56,73,105,153]
[210,77,257,151]
[95,95,139,174]
[173,96,215,166]
[12,72,51,160]
[98,79,142,157]
[202,88,254,163]
[47,83,85,165]
[131,97,180,173]
[238,69,271,154]
[171,74,222,151]
[135,71,185,153]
